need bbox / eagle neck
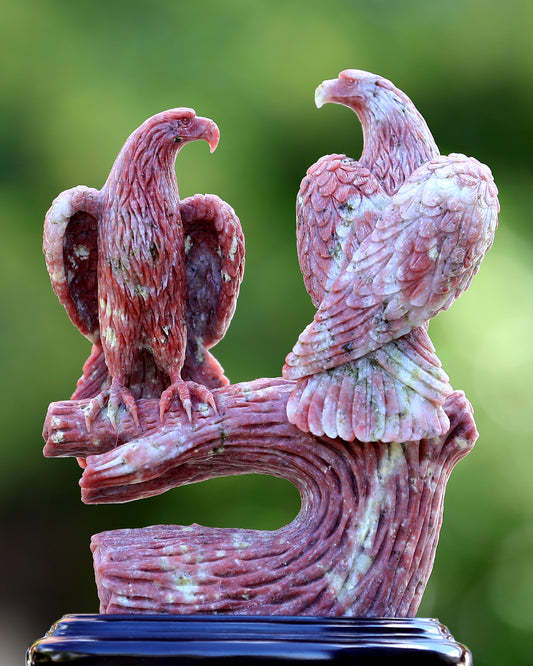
[105,125,181,214]
[356,90,439,196]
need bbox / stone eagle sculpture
[40,74,497,620]
[43,108,245,430]
[283,70,499,443]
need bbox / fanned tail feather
[71,345,109,400]
[71,345,172,402]
[286,328,452,443]
[182,347,229,389]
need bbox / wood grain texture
[43,378,477,616]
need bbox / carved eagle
[44,108,245,428]
[283,71,498,443]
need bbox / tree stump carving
[43,380,476,615]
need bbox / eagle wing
[180,193,245,388]
[284,153,499,380]
[43,186,102,342]
[296,154,388,307]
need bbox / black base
[26,614,472,665]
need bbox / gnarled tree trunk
[43,377,476,616]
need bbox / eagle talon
[108,381,140,431]
[83,382,139,432]
[84,391,109,432]
[159,380,217,423]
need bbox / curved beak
[315,78,338,108]
[315,72,365,110]
[194,116,220,153]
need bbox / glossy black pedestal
[27,615,472,665]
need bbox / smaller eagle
[44,108,245,429]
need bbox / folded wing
[43,186,102,342]
[296,154,388,306]
[284,153,499,380]
[180,193,245,388]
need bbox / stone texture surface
[283,69,498,443]
[44,379,477,616]
[43,109,244,430]
[41,73,494,618]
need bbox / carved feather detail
[284,71,499,443]
[43,110,244,425]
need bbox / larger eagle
[44,108,245,429]
[283,70,498,443]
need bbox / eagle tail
[286,327,452,443]
[181,346,229,389]
[71,344,109,401]
[72,345,173,401]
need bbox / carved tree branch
[43,377,477,617]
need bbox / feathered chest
[98,174,185,299]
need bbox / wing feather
[43,186,102,341]
[296,154,388,307]
[180,193,245,387]
[284,153,498,379]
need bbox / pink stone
[43,109,244,430]
[41,72,497,618]
[44,380,476,616]
[283,70,498,443]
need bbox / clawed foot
[159,380,217,422]
[84,380,139,431]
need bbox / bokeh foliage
[1,1,532,664]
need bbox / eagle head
[315,69,397,111]
[138,108,220,156]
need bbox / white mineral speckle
[53,196,73,223]
[325,572,345,596]
[50,267,64,283]
[51,430,64,444]
[194,335,205,364]
[228,235,239,262]
[378,443,404,478]
[74,245,91,260]
[135,285,149,299]
[428,243,439,262]
[350,552,373,581]
[103,327,118,348]
[100,298,113,317]
[173,574,199,603]
[116,595,136,608]
[233,534,250,549]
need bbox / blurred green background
[1,0,532,663]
